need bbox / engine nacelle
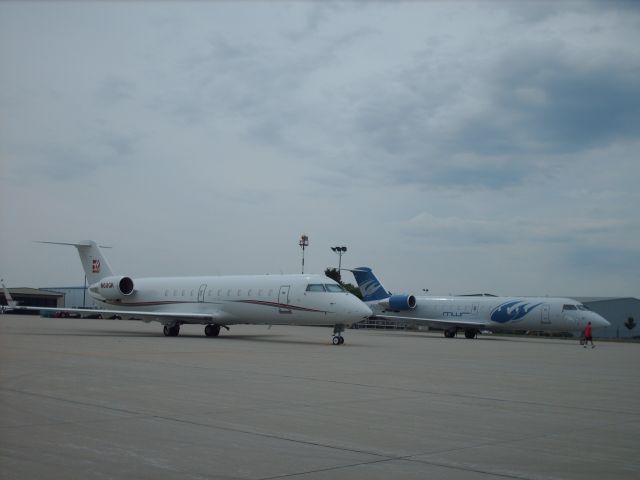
[381,294,417,311]
[90,276,135,300]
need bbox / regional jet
[350,267,609,338]
[17,241,371,344]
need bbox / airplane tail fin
[36,241,114,285]
[349,267,390,302]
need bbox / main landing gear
[443,328,479,339]
[204,324,221,337]
[163,324,180,337]
[444,328,456,338]
[332,324,345,345]
[464,329,479,339]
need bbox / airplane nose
[593,313,610,328]
[357,300,373,318]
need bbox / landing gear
[444,328,457,338]
[163,324,180,337]
[204,324,221,337]
[464,329,478,339]
[332,324,345,345]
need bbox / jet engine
[381,294,417,311]
[89,276,135,300]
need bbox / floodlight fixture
[331,245,348,271]
[299,234,309,274]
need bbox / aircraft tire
[164,325,180,337]
[339,336,345,345]
[205,324,221,337]
[464,329,477,339]
[332,336,341,345]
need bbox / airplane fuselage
[373,295,607,333]
[90,273,369,327]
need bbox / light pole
[299,234,309,274]
[331,246,347,271]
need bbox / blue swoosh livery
[490,301,542,324]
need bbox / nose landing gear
[332,324,345,345]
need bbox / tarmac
[0,314,638,480]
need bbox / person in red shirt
[583,321,595,348]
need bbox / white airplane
[16,241,372,344]
[350,267,610,338]
[1,279,20,313]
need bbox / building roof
[3,288,64,297]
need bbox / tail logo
[490,301,542,324]
[360,279,386,300]
[92,259,101,273]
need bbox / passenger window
[248,289,252,297]
[165,290,169,297]
[237,289,241,296]
[325,284,345,292]
[306,284,326,292]
[227,289,231,296]
[182,290,185,297]
[190,290,194,297]
[173,289,178,296]
[258,289,263,296]
[268,289,273,296]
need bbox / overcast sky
[1,1,639,298]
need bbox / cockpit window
[563,304,577,311]
[577,304,590,311]
[306,284,326,292]
[325,284,345,292]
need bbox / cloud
[95,76,136,105]
[401,211,640,249]
[344,7,640,191]
[489,47,640,154]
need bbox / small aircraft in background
[349,267,610,338]
[15,241,371,344]
[1,279,20,313]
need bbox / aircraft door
[198,284,207,302]
[278,285,291,314]
[540,304,551,325]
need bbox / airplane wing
[11,306,227,324]
[372,313,487,330]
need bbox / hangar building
[43,286,98,309]
[0,287,64,312]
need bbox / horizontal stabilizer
[35,240,114,284]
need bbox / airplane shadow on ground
[377,331,578,345]
[15,330,367,347]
